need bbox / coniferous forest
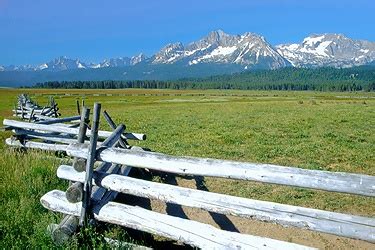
[32,66,375,91]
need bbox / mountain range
[1,30,375,86]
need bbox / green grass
[0,88,374,247]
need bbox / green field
[1,89,374,248]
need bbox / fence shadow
[115,168,192,249]
[137,169,240,233]
[193,176,240,233]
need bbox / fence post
[20,102,24,119]
[28,108,34,122]
[73,107,90,172]
[50,106,90,244]
[80,103,101,226]
[76,99,81,116]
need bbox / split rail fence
[3,95,375,249]
[13,94,62,122]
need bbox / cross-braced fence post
[80,103,101,226]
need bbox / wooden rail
[56,165,375,242]
[41,190,315,249]
[65,142,375,197]
[4,119,146,141]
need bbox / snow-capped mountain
[99,53,147,68]
[1,64,36,71]
[276,34,375,68]
[151,30,290,69]
[130,53,147,65]
[35,56,88,71]
[1,31,375,73]
[100,57,131,68]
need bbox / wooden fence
[13,94,62,122]
[3,98,375,249]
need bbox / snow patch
[167,54,181,63]
[287,44,299,50]
[185,45,211,56]
[38,63,48,70]
[90,64,101,69]
[211,46,237,56]
[300,40,332,57]
[303,35,325,46]
[77,62,86,69]
[200,46,237,60]
[189,60,199,65]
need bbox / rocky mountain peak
[131,53,147,65]
[277,33,375,67]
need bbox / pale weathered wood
[51,215,79,245]
[102,110,128,148]
[101,124,125,147]
[106,174,375,242]
[37,115,81,125]
[22,134,79,145]
[40,190,314,249]
[65,143,375,197]
[3,119,146,141]
[73,158,86,172]
[66,182,83,203]
[5,137,68,151]
[16,126,127,146]
[65,164,121,202]
[80,103,101,226]
[56,165,375,243]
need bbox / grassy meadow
[0,88,374,248]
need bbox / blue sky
[0,0,374,65]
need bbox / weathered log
[65,164,121,203]
[20,102,24,119]
[37,115,81,125]
[66,182,83,203]
[73,158,87,172]
[76,100,81,116]
[41,190,314,249]
[3,119,146,141]
[5,137,68,151]
[57,165,375,243]
[15,113,60,121]
[51,215,79,245]
[80,103,101,226]
[21,134,79,145]
[108,174,375,242]
[71,124,125,207]
[101,124,125,147]
[28,108,34,122]
[103,110,128,148]
[65,143,375,197]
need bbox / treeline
[32,66,375,91]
